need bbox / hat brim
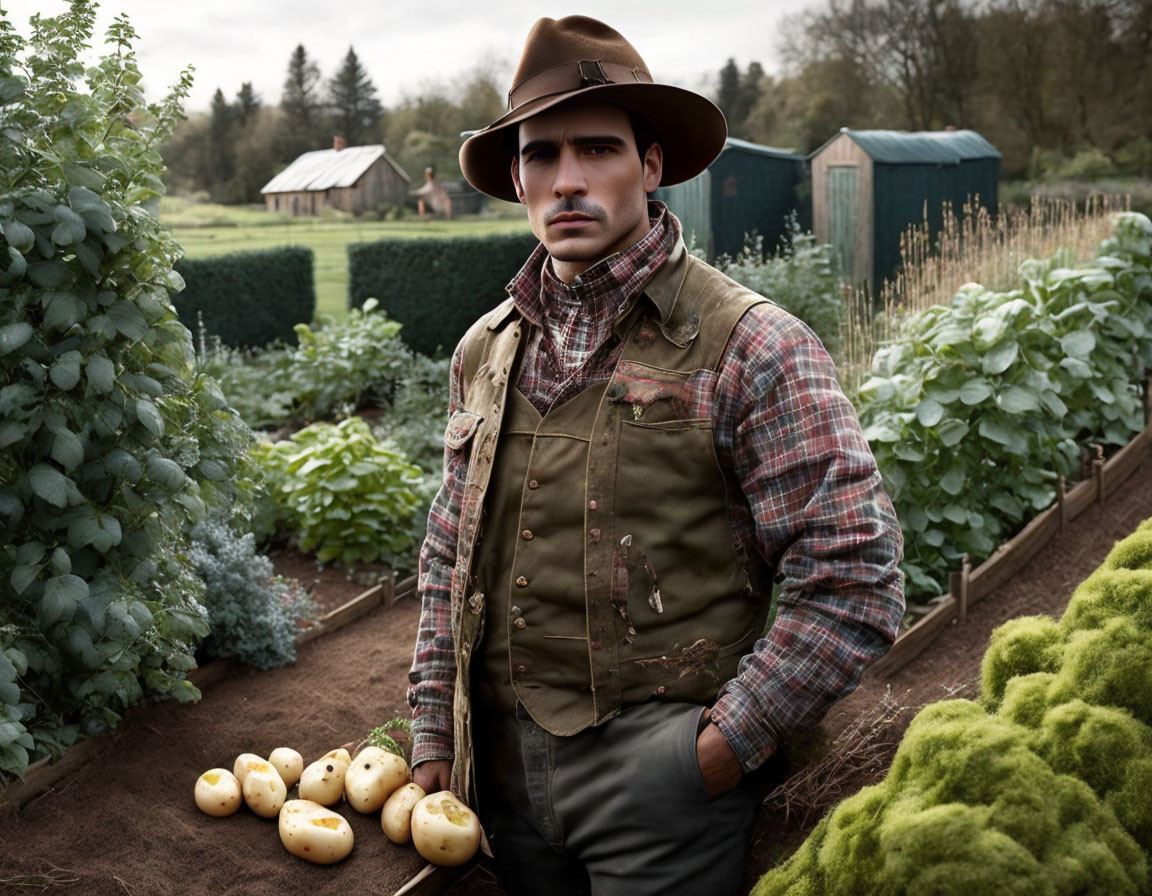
[459,82,727,203]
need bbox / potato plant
[753,517,1152,895]
[856,212,1152,597]
[0,4,252,780]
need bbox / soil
[2,449,1150,896]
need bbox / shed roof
[261,144,409,194]
[721,137,804,161]
[813,128,1001,165]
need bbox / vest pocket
[444,409,483,451]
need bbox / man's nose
[552,147,587,197]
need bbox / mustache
[545,198,607,224]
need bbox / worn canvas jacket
[442,242,769,800]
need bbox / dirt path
[2,450,1150,896]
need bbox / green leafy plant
[363,717,413,764]
[714,215,843,358]
[186,511,315,669]
[0,4,255,780]
[856,212,1152,597]
[254,417,426,571]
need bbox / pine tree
[327,47,383,146]
[716,58,742,129]
[208,87,235,197]
[279,44,323,161]
[234,81,260,127]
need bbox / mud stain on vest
[612,534,664,645]
[633,638,721,680]
[606,362,694,420]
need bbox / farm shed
[654,138,806,260]
[261,138,410,216]
[810,128,1000,290]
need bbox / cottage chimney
[333,135,347,151]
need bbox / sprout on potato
[194,768,242,817]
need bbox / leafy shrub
[857,212,1152,597]
[754,516,1152,896]
[0,6,254,780]
[347,231,539,357]
[714,216,843,357]
[198,299,437,430]
[369,351,451,479]
[290,298,413,422]
[173,246,316,349]
[186,512,314,669]
[254,417,427,571]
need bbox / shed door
[827,165,857,280]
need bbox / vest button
[521,529,533,540]
[589,528,601,542]
[513,617,527,630]
[528,479,540,489]
[515,576,528,587]
[588,499,598,510]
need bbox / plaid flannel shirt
[409,202,904,772]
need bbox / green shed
[654,138,807,260]
[809,128,1000,291]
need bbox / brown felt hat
[459,15,727,202]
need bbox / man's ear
[511,156,526,204]
[642,143,663,194]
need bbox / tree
[207,87,235,196]
[716,58,742,130]
[234,81,260,127]
[278,43,324,161]
[327,47,383,146]
[0,1,253,779]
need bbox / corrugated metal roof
[812,128,1001,164]
[722,137,804,160]
[261,144,408,194]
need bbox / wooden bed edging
[868,407,1152,680]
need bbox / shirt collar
[504,201,682,329]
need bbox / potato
[242,761,287,818]
[279,799,354,864]
[298,757,348,806]
[194,768,242,817]
[320,747,351,767]
[381,782,426,843]
[268,747,303,789]
[232,751,266,786]
[344,746,410,813]
[410,790,482,866]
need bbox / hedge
[172,246,316,348]
[347,232,539,357]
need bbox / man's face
[511,103,663,283]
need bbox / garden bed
[1,449,1150,895]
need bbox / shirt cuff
[711,680,783,772]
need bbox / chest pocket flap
[444,410,483,451]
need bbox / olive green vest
[466,248,772,740]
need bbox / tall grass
[838,193,1132,396]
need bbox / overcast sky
[5,1,822,113]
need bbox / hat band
[507,60,653,111]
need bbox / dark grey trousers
[474,700,774,896]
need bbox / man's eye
[586,145,613,156]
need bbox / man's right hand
[413,759,452,794]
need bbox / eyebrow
[520,135,628,156]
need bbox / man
[407,16,904,895]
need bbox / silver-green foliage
[0,4,252,780]
[714,217,843,358]
[186,513,314,669]
[856,212,1152,597]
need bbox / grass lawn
[163,197,533,320]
